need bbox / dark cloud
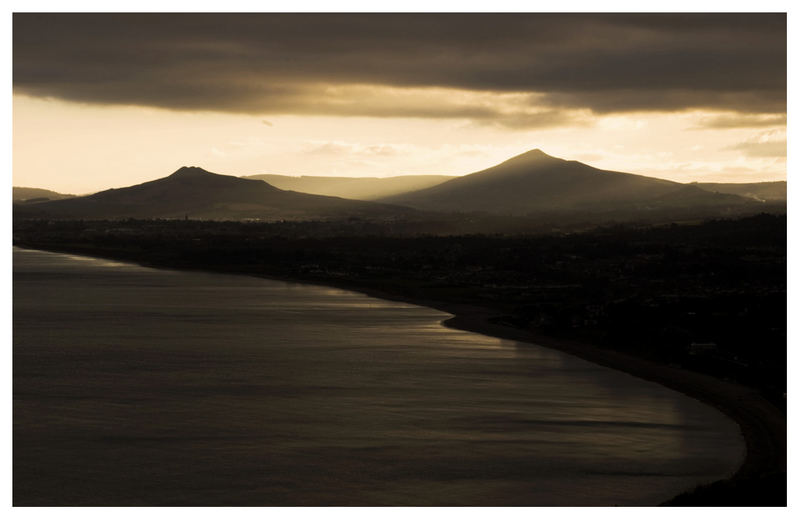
[13,13,786,118]
[479,109,588,130]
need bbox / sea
[13,246,744,505]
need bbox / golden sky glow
[12,14,786,194]
[13,92,786,194]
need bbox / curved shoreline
[14,245,785,504]
[317,285,785,503]
[284,278,785,490]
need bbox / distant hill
[242,174,453,200]
[382,149,755,215]
[694,181,786,202]
[13,187,75,203]
[13,167,414,221]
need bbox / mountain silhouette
[242,174,453,200]
[14,166,414,220]
[694,181,786,202]
[13,187,76,203]
[382,149,752,214]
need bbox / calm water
[13,247,744,506]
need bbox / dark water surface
[13,247,744,506]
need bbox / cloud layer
[14,13,786,121]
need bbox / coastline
[266,272,786,502]
[13,244,786,505]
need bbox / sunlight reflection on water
[13,247,744,506]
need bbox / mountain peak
[169,166,214,178]
[500,148,561,166]
[525,148,548,157]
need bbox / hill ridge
[14,166,413,221]
[381,149,753,214]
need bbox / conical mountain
[14,166,414,220]
[382,149,749,215]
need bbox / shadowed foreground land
[13,214,786,505]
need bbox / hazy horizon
[11,147,788,197]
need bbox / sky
[12,12,787,194]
